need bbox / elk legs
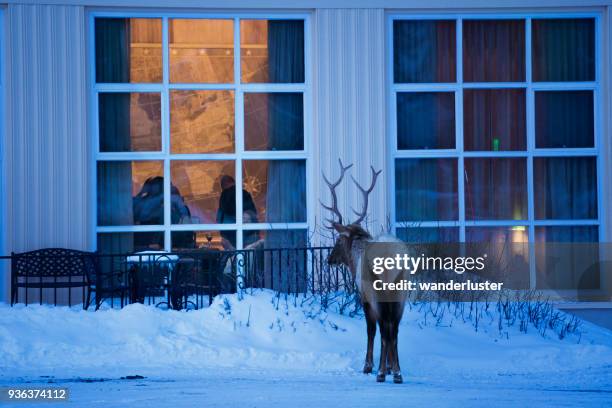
[363,303,376,374]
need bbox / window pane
[97,161,164,226]
[397,92,455,150]
[99,93,162,152]
[535,91,594,148]
[95,18,162,83]
[396,227,458,243]
[395,158,458,221]
[463,20,525,82]
[171,160,235,225]
[464,158,527,220]
[169,19,234,83]
[534,157,597,220]
[466,226,530,289]
[532,19,595,82]
[243,160,306,223]
[98,232,164,253]
[393,20,456,83]
[463,89,526,151]
[535,226,599,290]
[244,93,304,151]
[170,90,235,153]
[171,230,233,251]
[536,226,598,242]
[241,20,304,84]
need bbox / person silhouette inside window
[216,175,258,249]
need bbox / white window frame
[387,12,603,289]
[89,11,312,251]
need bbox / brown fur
[328,223,405,384]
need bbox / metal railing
[3,246,355,310]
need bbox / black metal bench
[11,248,96,309]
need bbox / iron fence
[3,246,355,310]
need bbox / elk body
[322,160,407,384]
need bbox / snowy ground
[1,291,611,407]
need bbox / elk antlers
[351,166,382,225]
[321,159,381,227]
[320,159,353,226]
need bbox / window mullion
[162,17,171,251]
[234,17,244,250]
[457,17,466,242]
[525,17,537,289]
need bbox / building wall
[1,2,611,302]
[312,9,388,240]
[1,4,89,301]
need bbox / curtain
[263,230,307,293]
[464,158,527,220]
[395,159,457,222]
[265,20,307,226]
[535,226,599,291]
[393,20,455,83]
[397,92,454,150]
[534,157,597,220]
[96,19,135,255]
[267,20,304,83]
[462,20,525,82]
[262,21,306,291]
[266,93,303,150]
[463,89,526,151]
[532,19,595,82]
[535,91,593,148]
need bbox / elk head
[321,159,381,271]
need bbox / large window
[390,15,600,287]
[93,15,309,253]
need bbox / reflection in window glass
[397,92,455,150]
[532,19,595,82]
[397,227,458,243]
[465,158,527,220]
[244,93,304,151]
[170,160,235,225]
[99,93,162,152]
[463,89,526,151]
[535,91,594,148]
[95,18,162,83]
[395,158,458,221]
[240,20,305,83]
[97,161,164,226]
[170,90,235,154]
[243,160,306,223]
[463,20,525,82]
[393,20,456,83]
[534,157,597,220]
[169,19,234,83]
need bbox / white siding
[312,9,388,241]
[1,4,90,301]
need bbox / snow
[1,290,611,407]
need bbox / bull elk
[321,159,407,384]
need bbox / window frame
[89,11,312,251]
[387,12,603,288]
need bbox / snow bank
[1,290,611,385]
